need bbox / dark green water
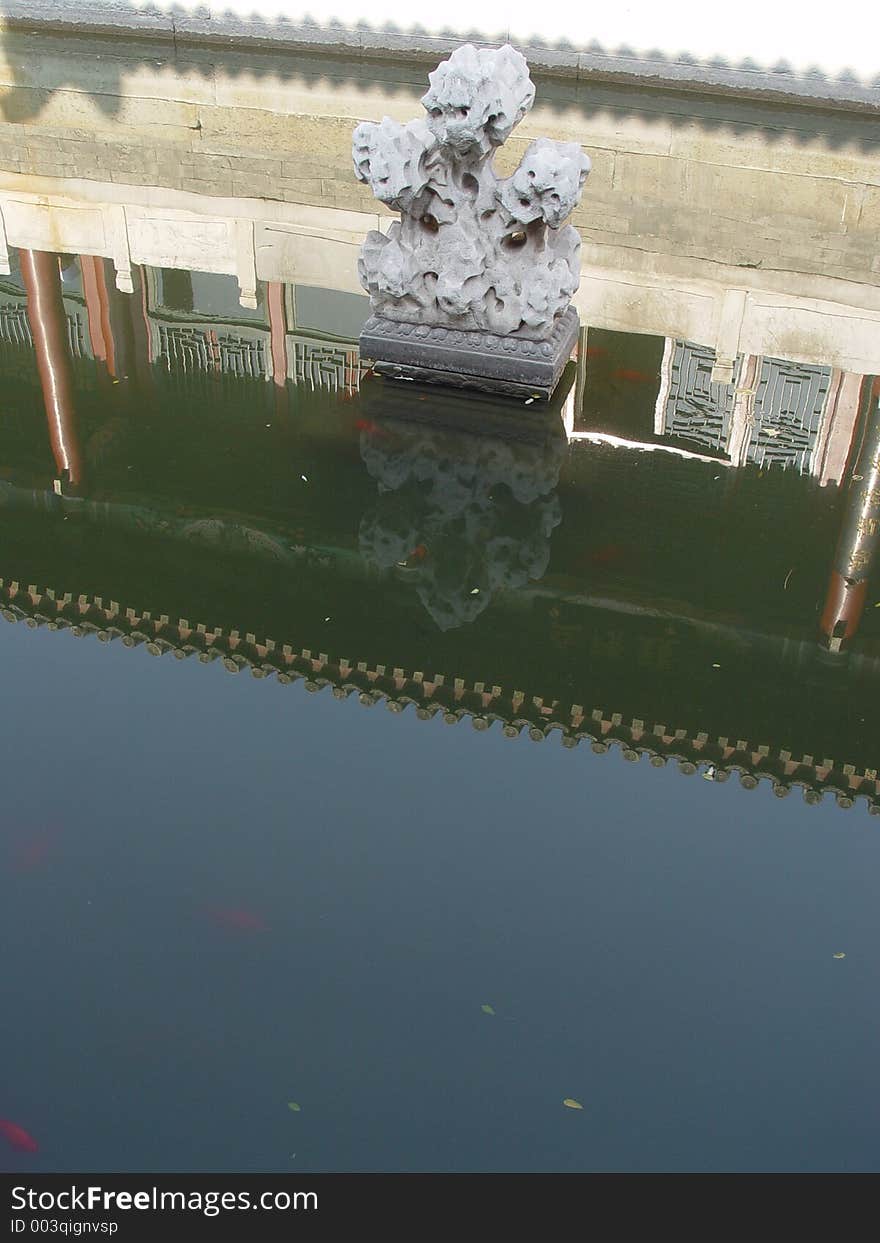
[2,253,879,1173]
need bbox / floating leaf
[481,1004,496,1016]
[833,952,846,959]
[563,1098,584,1110]
[287,1102,302,1112]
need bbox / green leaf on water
[563,1098,584,1110]
[287,1102,302,1112]
[481,1004,496,1015]
[833,952,846,959]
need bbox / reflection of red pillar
[81,257,152,392]
[80,254,116,380]
[820,378,880,651]
[20,249,85,489]
[820,573,869,650]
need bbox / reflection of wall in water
[145,270,366,395]
[147,269,271,388]
[0,251,92,368]
[656,338,861,484]
[287,285,365,392]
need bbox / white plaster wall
[4,182,880,374]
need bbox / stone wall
[0,31,878,369]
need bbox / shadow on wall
[0,0,878,151]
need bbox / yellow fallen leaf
[481,1004,496,1015]
[833,952,846,959]
[287,1102,302,1112]
[563,1098,584,1110]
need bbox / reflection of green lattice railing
[0,301,32,349]
[65,308,89,360]
[155,323,269,380]
[661,339,833,473]
[0,297,90,361]
[288,334,361,392]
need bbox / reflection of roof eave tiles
[2,578,877,816]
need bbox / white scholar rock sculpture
[353,44,591,399]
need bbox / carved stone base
[359,307,579,400]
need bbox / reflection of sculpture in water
[358,418,566,630]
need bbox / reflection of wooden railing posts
[80,254,116,382]
[20,249,85,490]
[266,280,291,423]
[267,282,288,388]
[820,382,880,651]
[80,256,151,388]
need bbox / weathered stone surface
[352,45,589,395]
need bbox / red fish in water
[575,543,627,570]
[611,367,656,384]
[408,544,428,563]
[584,345,608,360]
[9,828,60,873]
[354,418,388,436]
[0,1120,39,1153]
[204,906,267,934]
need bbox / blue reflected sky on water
[2,619,879,1173]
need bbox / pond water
[1,38,879,1174]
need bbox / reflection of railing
[658,340,739,456]
[656,338,854,479]
[0,296,90,360]
[65,308,89,360]
[0,301,31,348]
[288,333,360,393]
[749,359,830,472]
[155,323,269,379]
[148,317,363,394]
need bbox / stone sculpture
[353,44,591,399]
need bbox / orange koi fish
[9,828,60,873]
[576,543,627,570]
[611,367,656,384]
[354,418,390,437]
[205,906,268,934]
